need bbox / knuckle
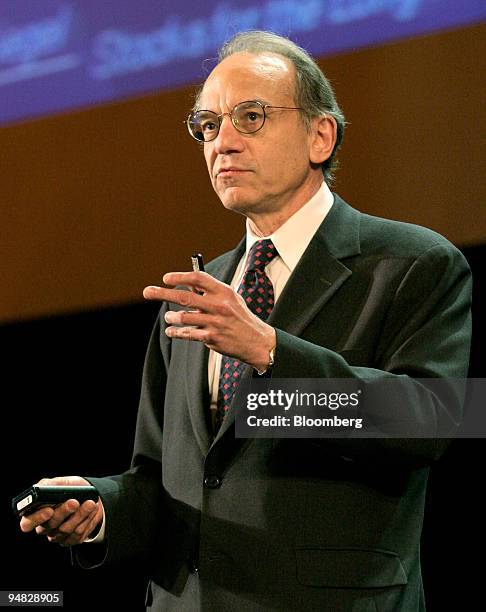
[40,509,54,523]
[212,316,224,330]
[82,501,96,515]
[179,292,192,307]
[219,300,233,316]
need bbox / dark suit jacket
[76,195,472,612]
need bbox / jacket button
[203,475,222,488]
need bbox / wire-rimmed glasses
[186,100,302,142]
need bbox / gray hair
[197,30,346,183]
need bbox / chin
[219,190,256,214]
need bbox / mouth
[215,168,251,178]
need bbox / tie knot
[246,239,277,273]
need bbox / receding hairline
[196,50,298,107]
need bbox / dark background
[2,242,484,611]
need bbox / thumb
[35,476,89,487]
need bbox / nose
[212,113,245,155]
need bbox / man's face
[199,52,321,219]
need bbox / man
[20,31,471,611]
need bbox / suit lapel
[268,241,352,335]
[184,239,246,456]
[272,194,361,336]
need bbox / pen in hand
[191,253,205,295]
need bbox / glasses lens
[188,111,219,142]
[233,102,264,133]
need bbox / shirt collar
[245,181,334,272]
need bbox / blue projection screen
[1,0,484,126]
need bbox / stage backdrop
[0,6,484,323]
[2,0,484,126]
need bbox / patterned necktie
[215,239,277,432]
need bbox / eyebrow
[196,98,272,112]
[252,98,271,106]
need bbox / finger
[35,476,84,487]
[143,286,205,310]
[64,511,101,545]
[52,505,102,547]
[47,500,98,543]
[20,507,55,533]
[164,310,209,326]
[165,326,209,342]
[52,500,97,535]
[143,272,221,296]
[163,271,217,291]
[36,477,53,486]
[74,513,96,538]
[37,499,80,535]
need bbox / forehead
[199,52,296,109]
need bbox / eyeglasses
[185,100,302,142]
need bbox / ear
[309,114,337,165]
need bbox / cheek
[204,147,215,176]
[263,137,307,181]
[284,133,312,172]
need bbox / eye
[194,111,219,134]
[246,111,259,122]
[201,121,217,132]
[235,105,264,130]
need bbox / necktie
[215,239,277,432]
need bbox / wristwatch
[255,345,276,375]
